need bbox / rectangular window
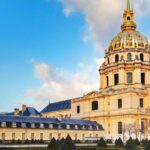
[31,133,34,140]
[77,106,80,114]
[106,76,109,87]
[114,74,119,85]
[127,72,133,84]
[75,134,77,140]
[141,121,144,133]
[2,133,5,140]
[118,122,122,134]
[118,99,122,108]
[49,133,52,140]
[12,133,15,140]
[22,133,25,141]
[58,133,61,140]
[40,133,43,140]
[140,98,144,108]
[141,73,145,84]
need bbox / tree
[125,137,137,150]
[48,138,59,150]
[59,135,76,150]
[144,141,150,150]
[97,137,107,148]
[115,138,124,147]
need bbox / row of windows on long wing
[0,122,101,131]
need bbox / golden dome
[108,30,149,51]
[108,0,149,52]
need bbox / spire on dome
[127,0,131,11]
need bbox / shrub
[142,138,149,146]
[48,138,59,150]
[25,139,30,144]
[17,139,21,144]
[40,139,44,144]
[59,138,65,146]
[134,138,140,146]
[106,139,112,144]
[125,137,137,150]
[97,137,107,148]
[145,140,150,150]
[115,137,124,147]
[59,134,76,150]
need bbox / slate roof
[41,100,71,113]
[6,107,41,117]
[0,115,104,131]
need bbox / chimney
[22,105,27,113]
[14,108,19,116]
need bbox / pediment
[84,91,99,98]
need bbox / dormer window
[31,123,35,128]
[49,124,53,129]
[12,122,16,128]
[40,123,44,128]
[1,122,6,128]
[66,124,70,129]
[82,125,85,130]
[89,126,93,130]
[58,124,61,129]
[75,125,78,130]
[22,123,26,128]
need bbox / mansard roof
[41,99,71,113]
[0,115,104,131]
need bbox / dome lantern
[121,0,136,31]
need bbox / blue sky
[0,0,150,112]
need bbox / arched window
[92,101,98,111]
[140,53,144,61]
[127,53,132,61]
[115,54,119,62]
[127,16,130,21]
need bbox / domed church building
[41,0,150,140]
[0,0,150,142]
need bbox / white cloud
[59,0,150,50]
[26,58,104,109]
